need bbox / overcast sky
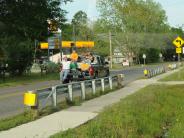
[64,0,184,27]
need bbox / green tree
[0,0,72,75]
[95,0,171,64]
[72,11,93,40]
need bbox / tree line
[0,0,184,76]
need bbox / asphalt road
[0,64,169,119]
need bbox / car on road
[65,55,110,83]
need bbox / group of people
[60,50,78,83]
[60,50,94,83]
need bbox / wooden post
[24,91,39,119]
[101,79,105,92]
[117,74,124,88]
[81,82,86,100]
[68,84,73,102]
[109,76,113,90]
[92,80,96,95]
[52,86,57,107]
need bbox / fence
[144,63,179,78]
[24,74,124,110]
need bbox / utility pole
[178,53,180,62]
[58,29,62,62]
[109,31,113,69]
[72,23,76,51]
[34,39,37,63]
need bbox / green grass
[160,68,184,81]
[0,73,59,87]
[51,85,184,138]
[0,111,34,131]
[112,62,175,70]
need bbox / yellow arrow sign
[173,37,184,48]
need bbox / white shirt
[62,61,71,70]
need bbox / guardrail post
[52,86,57,107]
[109,76,113,90]
[68,84,73,102]
[92,80,96,95]
[81,82,86,100]
[101,78,105,92]
[117,74,124,88]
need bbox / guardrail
[144,63,180,78]
[24,74,124,111]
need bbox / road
[0,64,169,119]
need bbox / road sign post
[173,37,184,63]
[143,54,146,65]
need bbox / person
[61,56,71,83]
[59,62,63,82]
[70,60,78,71]
[70,60,78,80]
[70,50,79,62]
[85,52,94,63]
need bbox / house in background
[113,48,124,64]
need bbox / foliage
[0,0,71,40]
[97,0,168,33]
[0,37,33,75]
[51,85,184,138]
[94,0,179,63]
[139,48,160,63]
[0,0,71,76]
[92,40,109,57]
[43,62,60,73]
[71,11,93,41]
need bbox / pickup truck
[66,55,110,82]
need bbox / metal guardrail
[144,63,180,78]
[27,75,124,109]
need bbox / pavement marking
[0,92,23,100]
[0,84,59,100]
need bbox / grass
[0,86,120,132]
[0,73,59,88]
[51,84,184,138]
[160,68,184,81]
[0,111,34,131]
[112,61,175,70]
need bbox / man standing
[61,56,71,83]
[70,50,78,62]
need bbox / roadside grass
[51,85,184,138]
[0,86,119,132]
[0,111,33,131]
[160,68,184,81]
[112,62,175,70]
[0,73,59,88]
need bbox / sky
[63,0,184,27]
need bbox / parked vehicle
[64,55,110,83]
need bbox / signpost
[173,37,184,62]
[143,54,146,65]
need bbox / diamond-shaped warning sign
[173,37,184,48]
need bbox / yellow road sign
[176,48,182,54]
[24,92,37,107]
[173,37,184,48]
[40,41,95,49]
